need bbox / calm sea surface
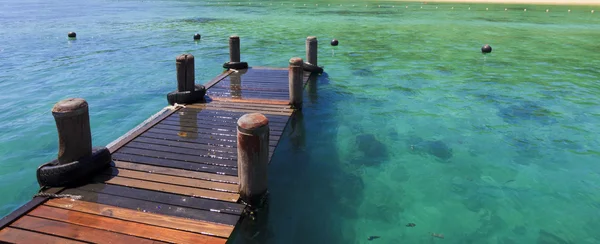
[1,0,600,243]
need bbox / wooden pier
[0,36,321,243]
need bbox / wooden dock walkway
[0,35,322,243]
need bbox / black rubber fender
[36,147,111,187]
[303,62,324,73]
[223,61,248,69]
[167,85,206,105]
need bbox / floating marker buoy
[486,8,488,10]
[481,44,492,53]
[505,8,507,11]
[592,10,595,13]
[568,9,571,12]
[468,7,471,10]
[194,33,201,40]
[451,7,454,9]
[546,9,549,12]
[331,39,339,46]
[68,32,76,38]
[524,8,527,11]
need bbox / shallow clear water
[2,0,600,243]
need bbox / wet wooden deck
[0,67,315,243]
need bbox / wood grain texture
[0,187,63,229]
[111,152,238,176]
[209,97,290,105]
[124,140,237,161]
[187,104,292,116]
[71,183,243,216]
[204,70,233,89]
[61,187,241,224]
[102,167,238,193]
[117,146,241,167]
[108,106,181,153]
[93,174,239,202]
[113,161,238,184]
[28,206,227,244]
[12,215,164,244]
[0,227,86,244]
[45,198,235,238]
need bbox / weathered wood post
[37,98,111,187]
[230,36,241,63]
[303,36,323,73]
[289,57,304,109]
[52,98,92,164]
[167,54,206,105]
[306,36,318,67]
[176,54,195,92]
[237,113,269,210]
[223,36,248,69]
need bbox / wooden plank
[0,227,86,244]
[28,206,228,244]
[209,97,290,105]
[201,101,293,113]
[161,117,287,132]
[93,174,239,202]
[117,146,239,168]
[113,161,239,184]
[187,104,293,116]
[146,128,280,147]
[205,100,292,109]
[133,136,238,157]
[111,152,238,176]
[173,110,291,124]
[73,183,243,215]
[158,119,238,133]
[45,198,235,239]
[125,140,237,161]
[207,89,290,99]
[61,187,242,224]
[108,107,181,153]
[0,187,63,229]
[172,114,289,126]
[248,66,288,71]
[204,70,233,89]
[103,167,238,193]
[12,215,163,244]
[154,123,283,138]
[139,131,278,152]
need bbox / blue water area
[2,0,600,243]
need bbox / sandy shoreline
[393,0,600,6]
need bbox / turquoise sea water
[1,0,600,243]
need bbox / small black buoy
[481,44,492,53]
[331,39,339,46]
[194,33,201,40]
[68,32,76,38]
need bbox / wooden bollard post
[289,57,304,109]
[223,36,248,69]
[229,36,241,63]
[303,36,323,73]
[176,54,195,92]
[237,113,269,208]
[52,98,92,164]
[306,36,318,66]
[168,54,206,105]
